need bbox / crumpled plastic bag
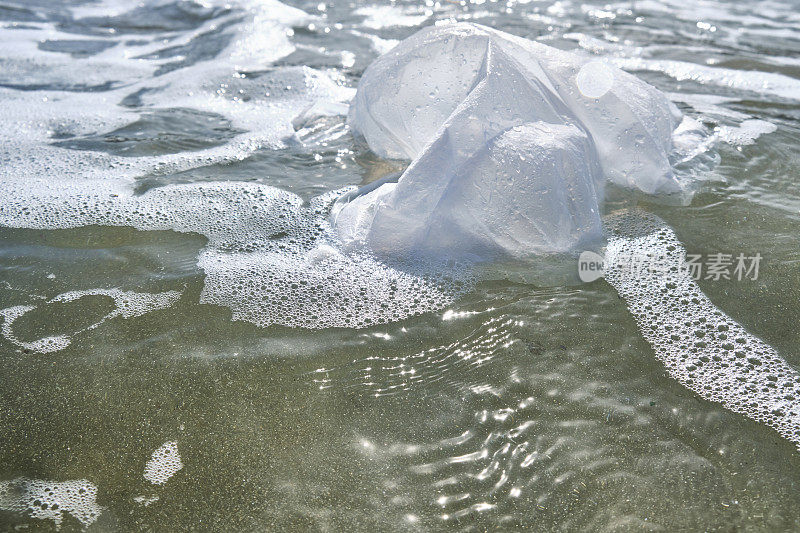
[334,23,686,260]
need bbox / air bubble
[605,210,800,451]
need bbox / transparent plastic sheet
[335,23,697,260]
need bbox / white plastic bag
[336,23,685,260]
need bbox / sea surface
[1,0,800,530]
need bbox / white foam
[144,441,184,485]
[604,210,800,450]
[0,0,351,201]
[0,477,103,529]
[670,115,776,166]
[716,119,778,146]
[612,57,800,101]
[349,30,400,55]
[0,182,468,329]
[354,5,430,29]
[0,289,181,354]
[0,0,445,331]
[217,0,312,71]
[666,92,751,121]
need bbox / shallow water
[1,0,800,530]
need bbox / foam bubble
[716,119,778,146]
[0,0,438,331]
[604,210,800,450]
[144,441,184,485]
[354,5,430,29]
[0,0,352,204]
[0,289,182,354]
[0,477,103,529]
[0,182,469,329]
[216,0,312,71]
[612,57,800,101]
[349,30,400,55]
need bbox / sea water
[1,0,800,530]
